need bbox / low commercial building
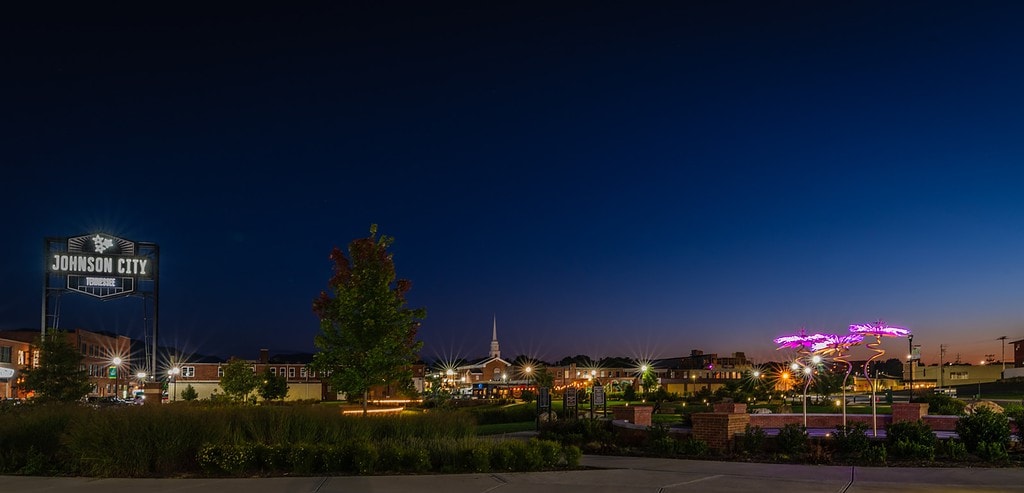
[0,328,131,399]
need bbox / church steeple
[489,315,501,359]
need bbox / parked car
[85,396,129,407]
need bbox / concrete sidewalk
[2,455,1023,492]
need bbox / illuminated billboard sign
[47,233,157,299]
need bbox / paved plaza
[3,455,1024,493]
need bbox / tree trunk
[362,389,368,416]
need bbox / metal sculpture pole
[774,330,827,429]
[812,334,863,428]
[850,321,911,437]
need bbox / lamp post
[907,334,914,403]
[169,367,180,402]
[136,372,146,402]
[111,357,122,399]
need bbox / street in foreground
[3,455,1023,493]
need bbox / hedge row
[196,438,581,476]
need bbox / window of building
[0,346,10,363]
[251,366,256,374]
[270,367,277,376]
[217,366,224,377]
[289,367,296,378]
[280,367,286,377]
[19,350,27,365]
[81,343,87,355]
[300,367,307,378]
[950,371,969,380]
[181,366,195,378]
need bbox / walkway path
[3,455,1023,492]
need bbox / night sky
[3,3,1023,367]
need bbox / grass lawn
[476,421,537,435]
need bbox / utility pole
[908,334,914,402]
[939,344,947,389]
[998,336,1008,376]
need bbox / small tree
[220,358,258,402]
[622,383,637,402]
[258,369,289,402]
[21,329,93,403]
[532,366,555,389]
[641,370,657,401]
[181,383,199,401]
[312,225,426,415]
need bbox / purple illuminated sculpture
[774,330,829,427]
[850,320,911,436]
[811,334,864,426]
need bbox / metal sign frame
[42,234,160,380]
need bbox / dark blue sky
[3,3,1023,366]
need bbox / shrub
[562,444,582,467]
[539,418,613,447]
[831,422,869,458]
[288,443,323,475]
[676,438,709,456]
[741,424,766,455]
[890,439,935,461]
[1005,405,1024,443]
[975,441,1009,463]
[776,423,808,454]
[490,441,516,471]
[886,420,934,461]
[645,424,677,455]
[862,444,886,465]
[921,394,966,416]
[886,420,933,447]
[956,407,1010,453]
[938,439,967,461]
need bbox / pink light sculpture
[811,333,864,427]
[774,329,828,427]
[849,320,911,436]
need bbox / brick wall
[612,405,653,426]
[692,412,750,452]
[748,413,959,432]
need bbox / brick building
[0,328,131,399]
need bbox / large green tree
[220,358,259,402]
[258,369,289,402]
[21,329,93,403]
[312,225,426,415]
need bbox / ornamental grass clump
[0,403,569,477]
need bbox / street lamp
[169,367,180,402]
[111,357,122,399]
[136,371,146,402]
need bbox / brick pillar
[891,402,929,423]
[142,382,163,406]
[713,403,747,414]
[611,405,653,426]
[692,411,750,452]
